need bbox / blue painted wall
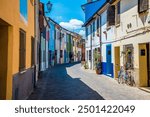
[20,0,28,20]
[49,22,55,51]
[102,44,114,78]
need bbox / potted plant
[95,62,102,74]
[84,61,89,69]
[94,49,102,74]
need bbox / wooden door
[114,47,120,78]
[139,44,148,86]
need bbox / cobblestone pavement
[28,63,150,100]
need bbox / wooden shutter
[116,1,120,25]
[138,0,149,13]
[93,21,95,37]
[107,5,115,26]
[89,50,91,60]
[31,37,35,66]
[86,27,88,37]
[19,29,26,72]
[97,17,100,34]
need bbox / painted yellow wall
[0,0,35,99]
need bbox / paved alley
[28,63,150,100]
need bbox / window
[116,1,120,25]
[89,50,91,60]
[60,50,63,58]
[55,50,57,56]
[87,50,89,60]
[43,50,46,62]
[93,21,95,37]
[90,24,92,36]
[19,29,26,72]
[138,0,149,13]
[20,0,28,20]
[86,27,88,37]
[97,17,100,34]
[31,37,35,66]
[107,5,115,27]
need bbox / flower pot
[96,69,101,74]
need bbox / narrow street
[28,63,150,100]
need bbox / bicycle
[118,66,126,84]
[118,65,135,86]
[125,69,135,86]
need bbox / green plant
[94,49,101,68]
[95,62,102,74]
[84,61,89,69]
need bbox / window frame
[19,29,26,72]
[107,5,115,27]
[138,0,149,13]
[20,0,28,21]
[115,1,121,26]
[31,37,35,67]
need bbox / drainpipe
[34,0,39,87]
[59,28,62,64]
[99,15,102,66]
[97,13,102,72]
[90,24,92,69]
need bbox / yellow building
[0,0,35,99]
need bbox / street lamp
[46,1,53,13]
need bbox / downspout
[34,0,39,86]
[59,29,62,64]
[97,13,102,73]
[100,15,102,73]
[90,24,92,69]
[45,26,46,69]
[99,15,102,70]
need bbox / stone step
[139,87,150,93]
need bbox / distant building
[48,18,55,67]
[47,18,83,65]
[39,2,50,72]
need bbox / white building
[83,0,115,77]
[83,0,150,86]
[110,0,150,87]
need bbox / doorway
[146,43,150,86]
[114,47,120,78]
[106,44,113,77]
[0,21,9,99]
[139,43,150,86]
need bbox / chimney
[87,0,93,3]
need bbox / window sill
[106,26,111,31]
[116,23,120,28]
[19,70,27,74]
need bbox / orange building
[0,0,35,99]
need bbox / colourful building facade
[0,0,35,99]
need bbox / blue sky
[40,0,86,36]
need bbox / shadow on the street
[28,63,104,100]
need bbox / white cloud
[79,30,85,38]
[59,19,84,30]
